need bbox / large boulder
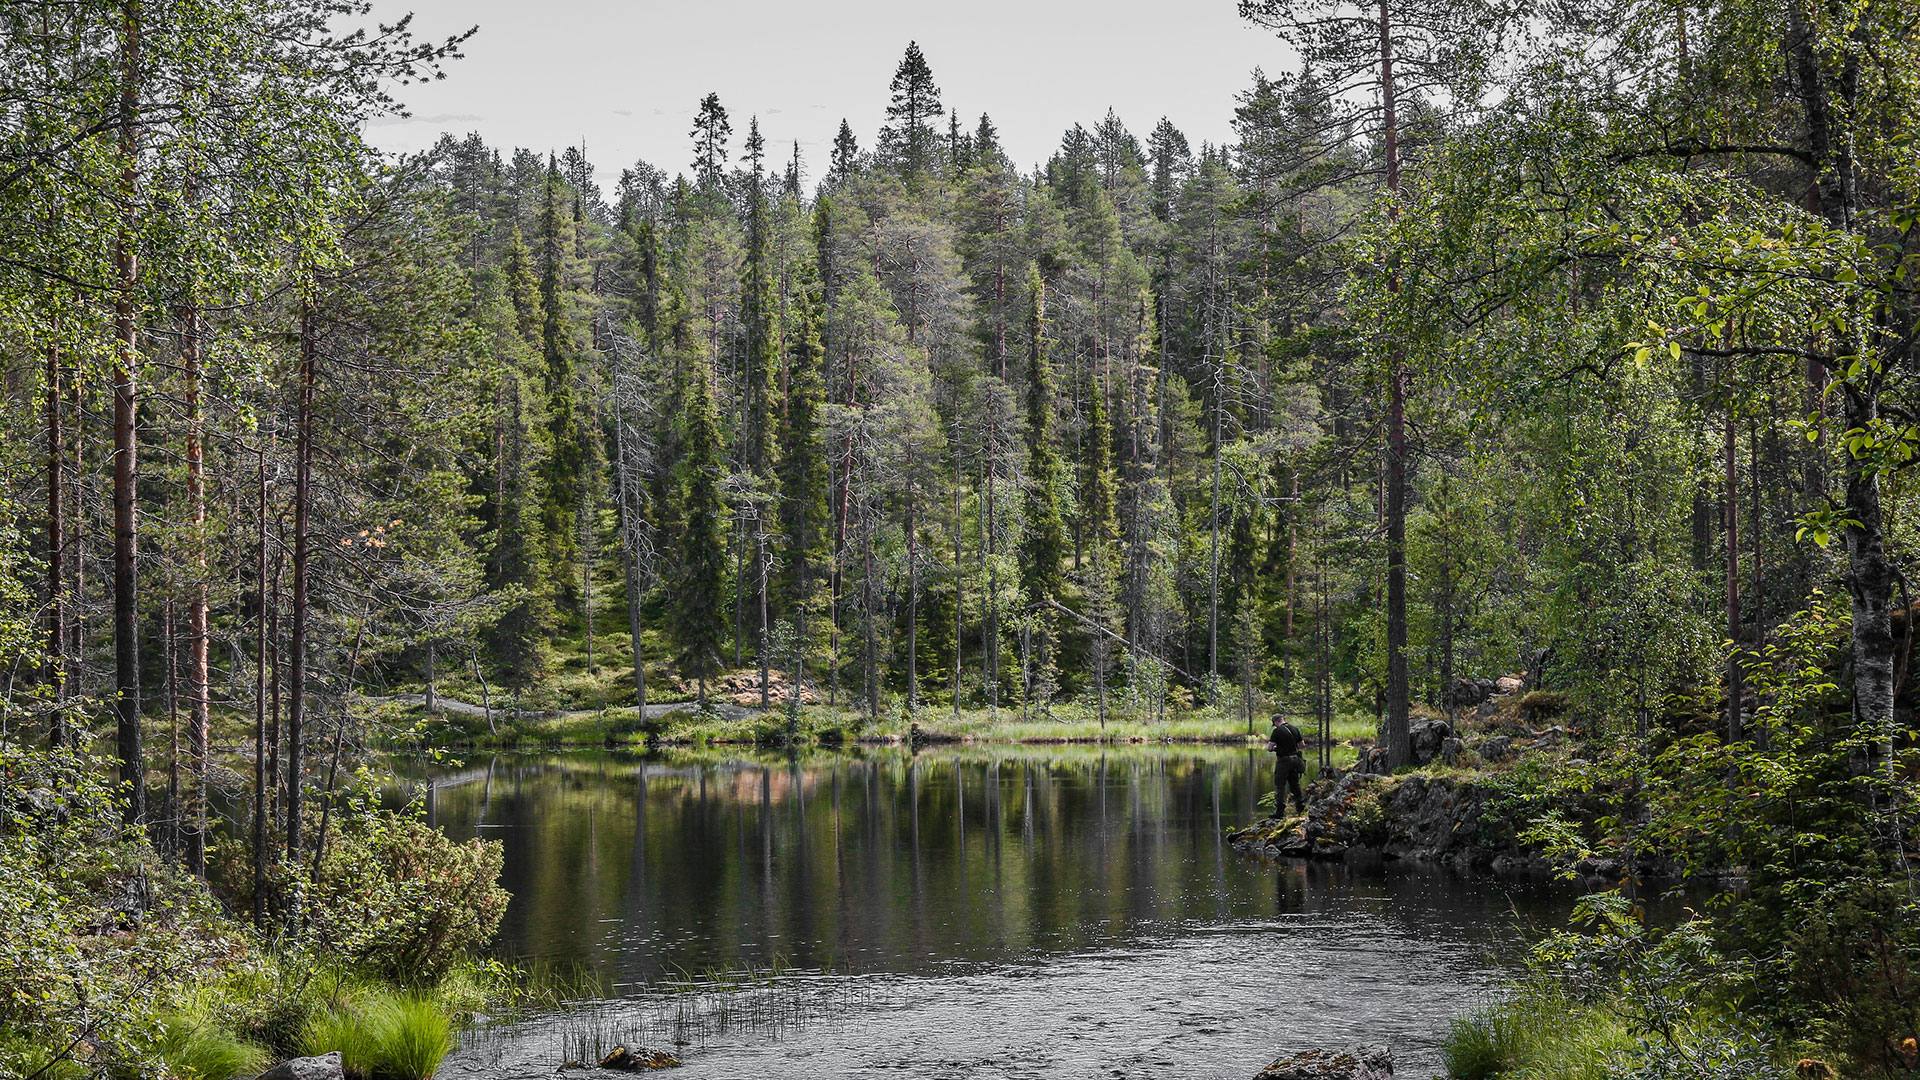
[1470,735,1513,762]
[1444,678,1496,709]
[1408,718,1453,765]
[258,1052,343,1080]
[1255,1045,1392,1080]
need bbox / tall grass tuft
[1442,1003,1523,1080]
[1440,992,1637,1080]
[150,1012,268,1080]
[301,990,455,1080]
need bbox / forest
[0,0,1917,1077]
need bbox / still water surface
[402,746,1569,1079]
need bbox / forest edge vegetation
[0,0,1918,1077]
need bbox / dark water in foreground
[398,746,1575,1079]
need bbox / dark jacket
[1268,721,1304,757]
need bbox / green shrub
[306,808,509,987]
[302,991,454,1080]
[1780,882,1920,1076]
[0,746,235,1066]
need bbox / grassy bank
[379,697,1376,756]
[1437,897,1823,1080]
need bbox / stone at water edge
[1253,1045,1392,1080]
[598,1045,683,1071]
[256,1051,343,1080]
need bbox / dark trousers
[1274,753,1306,813]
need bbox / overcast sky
[361,0,1299,188]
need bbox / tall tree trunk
[1207,368,1223,696]
[906,445,919,716]
[863,506,879,721]
[253,441,269,925]
[184,294,210,877]
[1380,0,1413,769]
[288,300,316,858]
[46,323,65,747]
[1751,419,1765,654]
[1787,0,1889,757]
[612,384,647,711]
[68,373,85,669]
[1844,384,1895,738]
[113,0,145,827]
[1724,402,1744,741]
[758,519,770,709]
[985,447,1000,715]
[166,603,178,852]
[268,506,283,832]
[954,424,964,723]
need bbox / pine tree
[884,41,943,177]
[947,109,969,172]
[1147,119,1192,224]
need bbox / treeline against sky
[2,0,1917,813]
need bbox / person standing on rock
[1268,714,1307,814]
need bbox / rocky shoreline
[1226,767,1583,879]
[1229,689,1638,885]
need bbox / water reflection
[396,747,1552,987]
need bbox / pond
[401,746,1572,1079]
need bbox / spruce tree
[783,141,804,199]
[674,356,729,706]
[741,164,781,696]
[503,227,543,344]
[885,41,944,176]
[829,120,859,185]
[1084,371,1117,547]
[777,259,828,663]
[690,92,731,191]
[537,156,582,612]
[1020,265,1069,709]
[973,114,1002,165]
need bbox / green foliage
[0,745,243,1071]
[1448,898,1792,1080]
[307,804,509,988]
[1779,882,1920,1075]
